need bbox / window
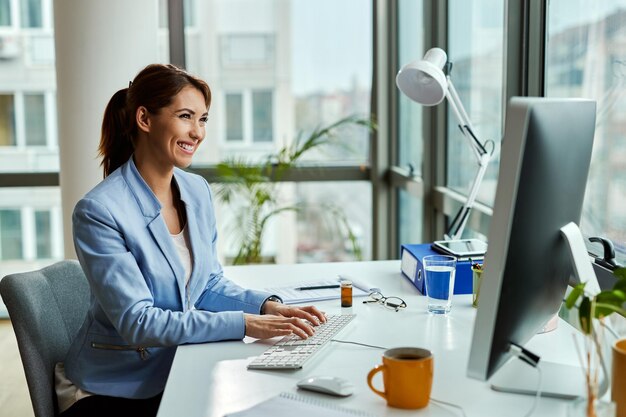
[0,0,10,26]
[0,209,23,260]
[20,0,43,29]
[252,91,272,142]
[546,0,626,262]
[0,92,54,152]
[184,0,372,263]
[225,93,244,141]
[0,94,16,146]
[24,93,46,146]
[396,0,425,246]
[34,209,51,259]
[447,0,505,210]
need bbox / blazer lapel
[122,158,187,309]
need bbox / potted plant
[214,115,376,265]
[565,267,626,417]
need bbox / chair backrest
[0,260,90,417]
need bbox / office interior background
[0,0,625,321]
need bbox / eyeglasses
[362,291,407,312]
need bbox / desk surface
[157,260,582,417]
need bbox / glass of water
[423,255,457,314]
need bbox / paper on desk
[264,277,374,305]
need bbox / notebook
[263,275,380,304]
[225,392,377,417]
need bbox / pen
[296,284,341,291]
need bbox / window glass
[225,93,244,141]
[0,0,10,26]
[447,0,505,208]
[396,0,424,245]
[0,209,23,260]
[34,209,51,259]
[184,0,372,264]
[397,0,424,172]
[213,181,372,264]
[186,0,372,166]
[24,93,46,146]
[0,95,16,146]
[398,189,423,246]
[546,1,626,262]
[252,91,272,142]
[20,0,43,28]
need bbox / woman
[56,64,325,417]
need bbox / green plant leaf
[594,302,626,319]
[565,283,586,309]
[578,296,592,334]
[613,267,626,281]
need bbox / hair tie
[128,81,133,88]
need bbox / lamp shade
[396,47,448,106]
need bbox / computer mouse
[296,376,355,397]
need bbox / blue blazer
[65,158,272,399]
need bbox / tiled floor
[0,320,34,417]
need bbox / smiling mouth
[177,141,195,154]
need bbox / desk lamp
[396,47,493,240]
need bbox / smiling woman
[55,64,327,417]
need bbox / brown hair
[98,64,211,177]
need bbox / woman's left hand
[262,302,326,326]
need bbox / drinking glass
[423,255,457,314]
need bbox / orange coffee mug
[613,338,626,417]
[367,347,433,409]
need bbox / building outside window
[545,0,626,263]
[0,209,22,260]
[446,0,505,237]
[185,0,372,263]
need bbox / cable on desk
[331,339,387,350]
[509,342,543,417]
[430,397,468,417]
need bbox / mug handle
[367,364,387,399]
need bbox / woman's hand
[262,302,326,325]
[243,314,317,340]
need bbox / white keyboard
[247,314,355,370]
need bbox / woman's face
[138,85,209,169]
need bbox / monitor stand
[491,222,607,398]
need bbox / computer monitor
[466,97,597,395]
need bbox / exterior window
[0,95,16,146]
[20,0,43,28]
[24,94,46,146]
[0,209,23,260]
[447,0,505,209]
[0,0,10,26]
[225,93,244,141]
[252,91,273,143]
[546,1,626,262]
[34,209,51,259]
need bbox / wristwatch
[261,295,283,314]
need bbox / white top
[171,224,193,287]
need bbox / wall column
[54,0,158,258]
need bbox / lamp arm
[446,77,489,159]
[445,152,491,240]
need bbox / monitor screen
[467,97,596,382]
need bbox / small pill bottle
[340,280,353,307]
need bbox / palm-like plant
[214,115,376,265]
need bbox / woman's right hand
[244,314,316,340]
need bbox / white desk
[157,261,583,417]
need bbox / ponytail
[99,88,133,178]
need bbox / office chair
[0,260,90,417]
